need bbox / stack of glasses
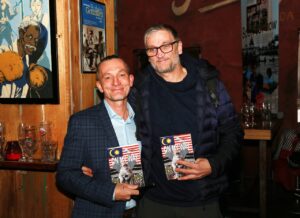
[39,121,57,162]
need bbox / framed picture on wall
[297,28,300,122]
[80,0,106,73]
[0,0,59,104]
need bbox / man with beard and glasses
[134,24,243,218]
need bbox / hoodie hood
[180,53,219,81]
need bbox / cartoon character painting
[0,0,55,101]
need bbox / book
[107,144,145,187]
[160,133,195,180]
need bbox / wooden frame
[80,0,106,73]
[297,28,300,122]
[0,0,59,104]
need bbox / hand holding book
[176,158,212,181]
[114,183,139,201]
[108,144,145,187]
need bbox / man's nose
[156,48,165,58]
[113,77,121,85]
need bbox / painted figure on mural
[17,19,51,98]
[0,19,51,98]
[23,0,50,69]
[0,0,18,51]
[27,0,49,27]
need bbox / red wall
[117,0,300,128]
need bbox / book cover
[107,144,145,187]
[160,133,195,180]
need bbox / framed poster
[0,0,59,104]
[80,0,106,73]
[241,0,279,112]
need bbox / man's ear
[177,40,183,55]
[129,74,134,87]
[96,81,104,93]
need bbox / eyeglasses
[145,40,179,57]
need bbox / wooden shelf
[243,118,282,140]
[0,160,58,172]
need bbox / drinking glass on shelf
[24,125,37,162]
[0,122,5,161]
[262,102,272,128]
[5,141,21,161]
[39,121,52,142]
[241,103,250,128]
[249,103,256,128]
[41,140,57,162]
[18,123,27,162]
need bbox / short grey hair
[144,24,179,46]
[19,19,40,31]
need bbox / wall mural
[0,0,58,104]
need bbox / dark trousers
[123,207,136,218]
[136,197,223,218]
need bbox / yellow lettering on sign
[171,0,191,16]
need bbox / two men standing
[57,24,243,218]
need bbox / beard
[150,55,180,75]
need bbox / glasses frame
[145,40,179,57]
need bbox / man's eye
[25,35,32,40]
[148,48,156,53]
[161,44,171,50]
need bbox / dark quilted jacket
[129,53,243,204]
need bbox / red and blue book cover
[160,133,195,180]
[107,144,145,187]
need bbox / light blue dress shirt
[104,100,140,210]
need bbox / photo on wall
[80,0,106,73]
[241,0,279,113]
[0,0,58,104]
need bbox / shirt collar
[104,99,135,120]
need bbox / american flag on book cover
[107,144,145,187]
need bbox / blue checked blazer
[56,102,126,218]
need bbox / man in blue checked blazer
[56,55,140,218]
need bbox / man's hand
[114,183,139,201]
[82,166,93,177]
[175,158,212,181]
